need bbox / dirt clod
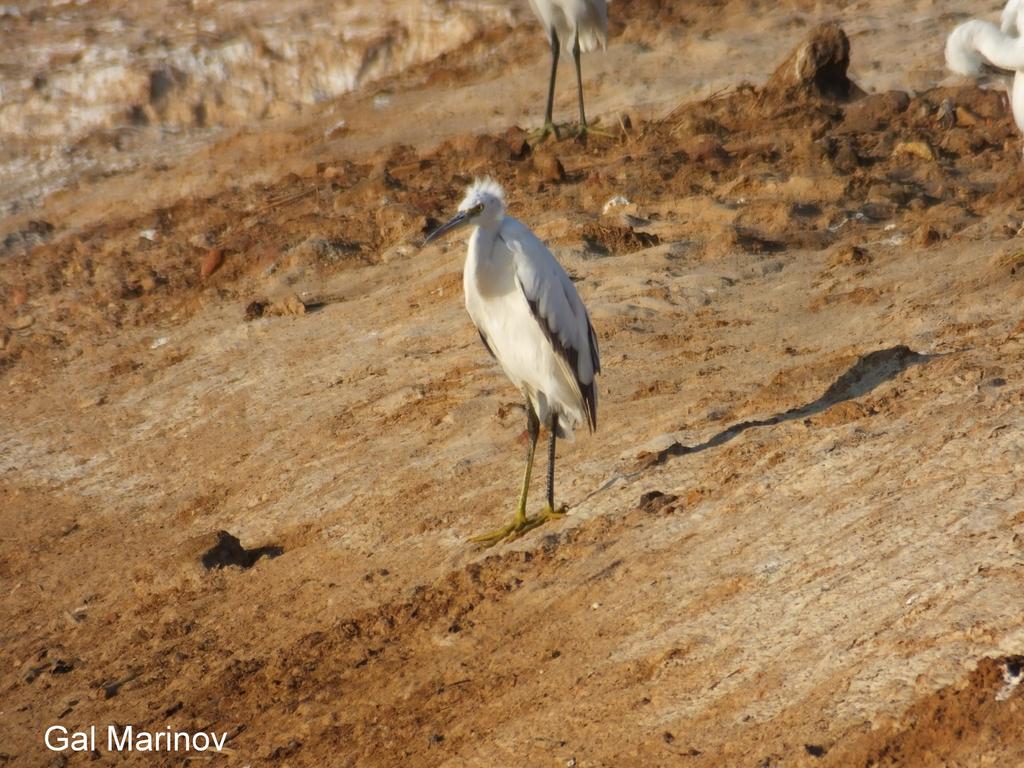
[763,23,861,102]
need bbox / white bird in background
[423,178,600,546]
[528,0,608,137]
[946,0,1024,134]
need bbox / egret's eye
[470,203,484,216]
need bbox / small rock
[830,137,860,172]
[637,490,679,514]
[533,154,565,182]
[602,195,632,215]
[265,294,307,317]
[8,314,34,330]
[936,99,956,129]
[893,140,934,161]
[188,232,213,249]
[827,244,872,268]
[507,135,532,160]
[842,91,910,132]
[200,248,224,279]
[244,300,268,321]
[913,225,941,247]
[11,287,28,307]
[324,118,348,139]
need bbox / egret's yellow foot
[569,123,615,140]
[536,504,568,523]
[529,122,561,142]
[469,505,568,547]
[470,509,544,548]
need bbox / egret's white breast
[462,227,586,432]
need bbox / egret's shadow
[639,345,930,469]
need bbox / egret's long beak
[423,210,471,247]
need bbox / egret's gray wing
[499,218,600,431]
[477,329,496,359]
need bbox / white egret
[528,0,608,137]
[424,178,600,545]
[946,0,1024,134]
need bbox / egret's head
[423,178,506,246]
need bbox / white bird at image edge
[946,0,1024,134]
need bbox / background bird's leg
[531,29,560,141]
[569,33,612,138]
[469,403,541,546]
[573,32,586,128]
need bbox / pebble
[200,248,223,278]
[602,195,631,215]
[533,154,565,182]
[913,225,941,247]
[8,315,34,330]
[893,140,934,161]
[324,118,348,139]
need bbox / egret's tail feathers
[575,26,607,53]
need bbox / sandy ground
[3,0,1024,765]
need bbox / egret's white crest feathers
[460,177,506,210]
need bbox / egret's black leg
[573,32,586,129]
[537,414,568,524]
[546,414,558,510]
[470,403,541,546]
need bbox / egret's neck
[465,220,510,298]
[467,218,501,264]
